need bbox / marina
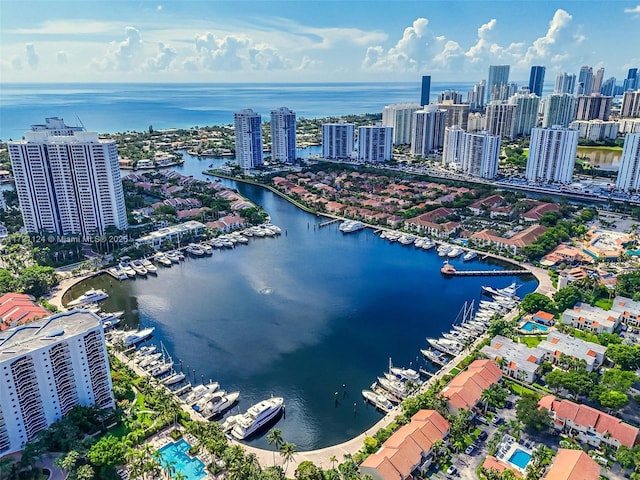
[62,176,537,450]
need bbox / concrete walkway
[46,273,95,310]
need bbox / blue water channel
[64,154,538,450]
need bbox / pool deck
[494,435,534,474]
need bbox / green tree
[552,286,583,312]
[607,344,640,371]
[18,265,58,297]
[516,392,551,431]
[520,293,555,314]
[75,465,95,480]
[599,390,629,410]
[294,461,323,480]
[267,428,284,466]
[87,435,127,467]
[280,442,297,477]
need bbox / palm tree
[279,442,297,477]
[329,455,338,471]
[267,428,284,466]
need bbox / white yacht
[201,244,214,255]
[68,289,109,307]
[389,367,421,383]
[183,382,219,406]
[421,239,436,250]
[339,220,365,233]
[204,391,240,418]
[437,244,452,257]
[122,327,155,347]
[162,373,186,386]
[118,261,137,278]
[154,252,173,267]
[186,244,205,256]
[141,258,158,274]
[377,377,408,399]
[136,345,157,356]
[107,267,129,281]
[362,390,394,412]
[447,246,464,258]
[231,397,284,440]
[130,260,148,277]
[150,361,174,377]
[462,251,478,261]
[398,234,416,245]
[166,251,181,264]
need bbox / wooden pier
[319,218,341,228]
[443,269,530,277]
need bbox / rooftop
[543,449,600,480]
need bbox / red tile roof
[543,449,600,480]
[442,360,502,411]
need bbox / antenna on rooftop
[75,115,86,131]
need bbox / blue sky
[1,0,639,83]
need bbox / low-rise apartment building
[561,302,620,334]
[537,332,606,372]
[441,360,502,414]
[480,335,545,383]
[539,395,639,449]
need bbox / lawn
[520,335,544,348]
[107,423,131,439]
[450,367,461,376]
[594,298,613,310]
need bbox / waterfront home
[540,244,592,267]
[537,331,606,372]
[610,295,640,329]
[480,335,544,383]
[539,395,639,449]
[441,360,502,414]
[469,224,547,255]
[543,449,600,480]
[135,220,207,249]
[405,207,461,239]
[522,202,560,222]
[468,195,505,216]
[0,293,50,330]
[532,311,555,325]
[359,410,450,480]
[561,302,620,334]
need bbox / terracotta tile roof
[483,456,522,477]
[442,360,502,411]
[543,449,600,480]
[535,311,554,321]
[360,455,402,480]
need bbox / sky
[1,0,640,84]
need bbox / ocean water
[0,82,482,140]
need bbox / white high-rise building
[234,109,263,169]
[467,80,486,110]
[569,120,619,141]
[509,92,540,137]
[554,72,576,94]
[616,133,640,192]
[442,125,466,165]
[0,310,114,455]
[322,122,355,160]
[542,93,576,128]
[485,102,517,139]
[411,105,447,157]
[437,90,463,104]
[382,103,420,145]
[270,107,296,163]
[526,126,579,183]
[8,117,127,237]
[461,131,501,179]
[357,126,393,162]
[577,66,594,95]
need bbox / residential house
[360,410,450,480]
[610,295,640,329]
[480,335,545,383]
[543,449,600,480]
[522,202,561,222]
[561,302,620,334]
[540,244,593,267]
[469,195,505,215]
[539,395,639,449]
[470,224,548,254]
[441,360,502,414]
[405,207,460,239]
[532,311,555,325]
[537,331,607,372]
[0,293,49,330]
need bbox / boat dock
[318,218,340,228]
[443,268,530,276]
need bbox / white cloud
[157,5,163,11]
[522,9,573,64]
[143,42,176,71]
[10,20,120,35]
[624,5,640,14]
[25,43,39,68]
[92,26,144,71]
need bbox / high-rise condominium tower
[554,72,576,94]
[621,90,640,118]
[577,65,594,95]
[357,125,393,162]
[382,103,420,145]
[8,117,127,237]
[486,65,510,103]
[528,66,546,97]
[485,102,517,139]
[234,109,263,169]
[575,94,612,121]
[420,76,431,107]
[616,133,640,192]
[0,310,114,455]
[525,126,579,183]
[542,93,576,128]
[270,107,296,163]
[322,122,355,160]
[509,92,540,137]
[411,105,447,157]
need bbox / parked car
[465,445,475,455]
[446,466,457,475]
[478,431,488,441]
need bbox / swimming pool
[508,448,532,470]
[521,321,549,333]
[157,439,207,480]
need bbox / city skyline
[1,1,640,83]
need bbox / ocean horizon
[0,81,552,141]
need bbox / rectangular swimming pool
[157,439,206,480]
[508,448,532,470]
[521,321,549,333]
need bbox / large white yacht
[230,397,284,440]
[339,220,365,233]
[68,289,109,307]
[122,327,155,347]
